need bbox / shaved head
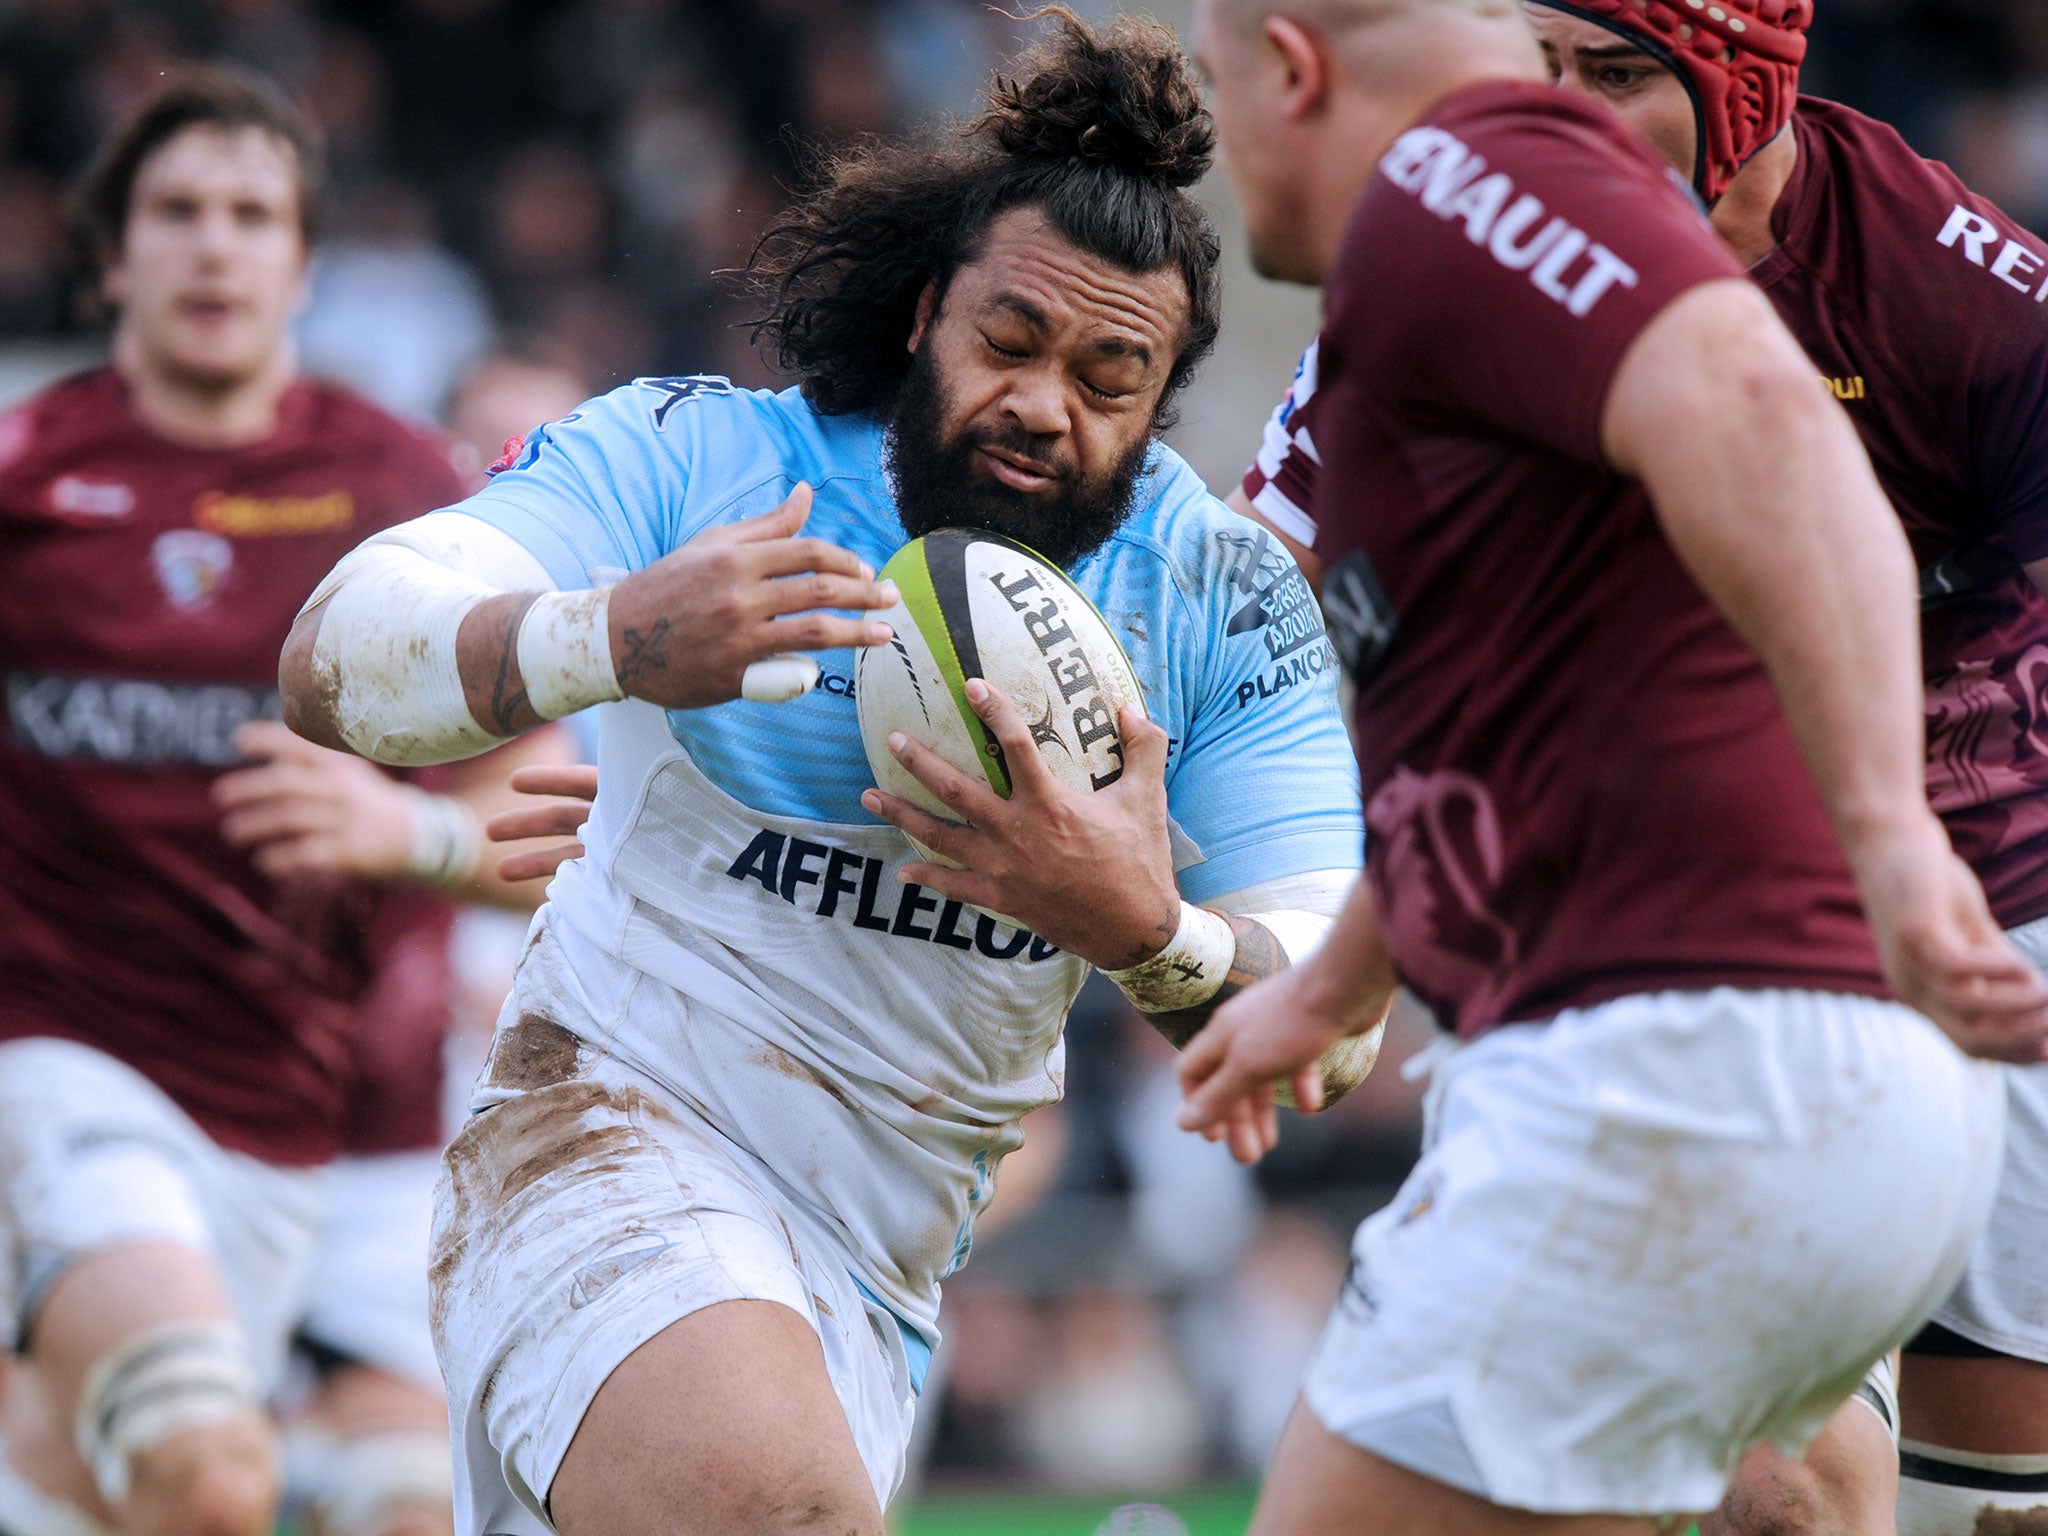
[1193,0,1540,282]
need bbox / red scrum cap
[1535,0,1812,203]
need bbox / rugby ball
[856,528,1145,865]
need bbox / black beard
[882,346,1151,571]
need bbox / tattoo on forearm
[488,595,541,735]
[617,618,672,691]
[1115,909,1184,971]
[1148,915,1290,1048]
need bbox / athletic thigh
[1251,1401,1659,1536]
[1706,1381,1898,1536]
[431,1028,915,1536]
[550,1300,880,1536]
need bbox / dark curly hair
[748,8,1221,427]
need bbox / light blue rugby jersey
[450,374,1361,898]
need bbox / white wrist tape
[402,788,481,888]
[76,1323,261,1504]
[1103,900,1238,1013]
[516,589,624,719]
[302,514,559,767]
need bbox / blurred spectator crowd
[0,0,2040,416]
[0,0,1062,419]
[2,0,2045,1499]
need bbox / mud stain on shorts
[499,1123,638,1205]
[484,1013,586,1092]
[429,1078,621,1339]
[750,1044,862,1118]
[1977,1508,2048,1535]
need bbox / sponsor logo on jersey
[1234,643,1338,711]
[1937,205,2048,300]
[1219,528,1327,662]
[635,374,733,430]
[192,488,353,537]
[1821,375,1867,402]
[1379,127,1641,319]
[7,671,279,765]
[46,475,135,522]
[724,827,1061,960]
[151,529,234,609]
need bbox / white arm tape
[304,513,561,766]
[1212,866,1353,965]
[1102,866,1355,1014]
[517,588,625,719]
[1222,866,1382,1103]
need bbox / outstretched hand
[860,677,1182,971]
[606,484,898,711]
[487,763,598,882]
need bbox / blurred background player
[0,66,565,1536]
[1182,0,2047,1534]
[281,14,1377,1534]
[1235,3,2048,1531]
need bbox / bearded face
[881,210,1187,570]
[884,339,1153,570]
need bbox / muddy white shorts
[0,1037,324,1389]
[1921,915,2048,1363]
[298,1149,443,1391]
[1301,987,2004,1518]
[430,1021,919,1536]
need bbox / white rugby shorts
[0,1037,324,1389]
[298,1149,444,1392]
[1301,987,2004,1517]
[430,1024,918,1536]
[1926,914,2048,1362]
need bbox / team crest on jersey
[151,529,234,609]
[634,374,733,430]
[47,475,136,523]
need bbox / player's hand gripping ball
[855,529,1144,866]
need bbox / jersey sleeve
[445,379,695,589]
[1240,339,1324,548]
[1336,102,1744,462]
[1166,519,1364,903]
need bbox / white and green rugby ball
[856,528,1145,864]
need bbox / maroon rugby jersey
[1313,81,1886,1037]
[0,369,467,1164]
[1757,99,2048,928]
[1250,94,2048,933]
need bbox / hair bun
[978,8,1214,190]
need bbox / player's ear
[1264,15,1330,118]
[906,281,938,355]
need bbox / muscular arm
[1137,871,1384,1107]
[1607,279,2048,1053]
[280,486,896,766]
[1605,279,1926,850]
